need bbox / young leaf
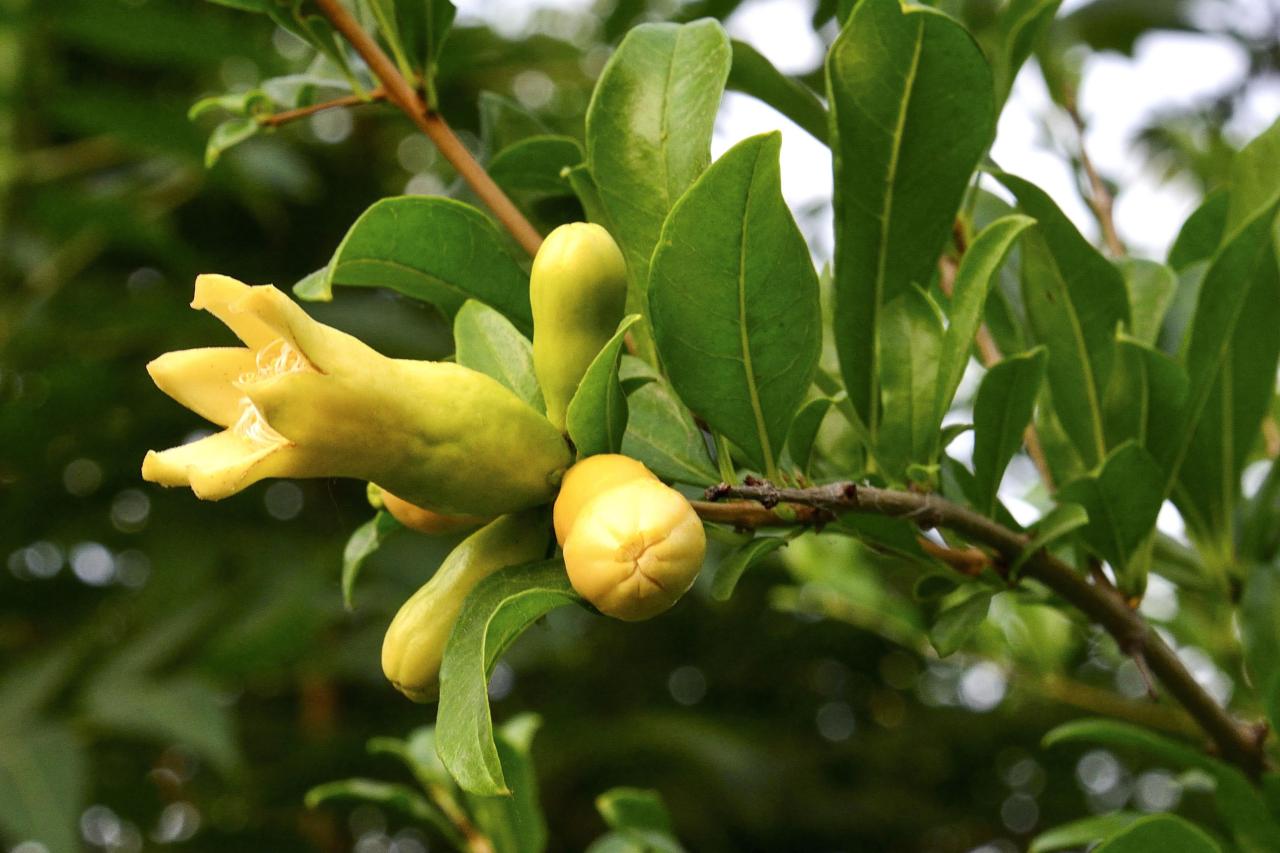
[454,300,544,412]
[315,197,533,334]
[1009,503,1088,576]
[876,287,944,481]
[436,560,579,795]
[827,0,994,440]
[597,787,675,833]
[933,214,1035,449]
[204,116,258,167]
[1093,815,1221,853]
[1119,258,1176,346]
[619,358,719,486]
[929,590,994,657]
[972,347,1046,515]
[710,536,787,601]
[649,132,821,478]
[1030,812,1142,853]
[566,315,641,457]
[1059,442,1163,595]
[786,396,836,478]
[997,173,1130,469]
[727,40,828,144]
[586,19,731,347]
[342,511,401,610]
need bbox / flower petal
[146,347,255,428]
[192,274,281,349]
[229,283,378,374]
[142,426,294,500]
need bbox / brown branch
[697,480,1266,778]
[1066,101,1125,257]
[257,87,387,128]
[312,0,543,257]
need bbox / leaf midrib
[736,143,774,475]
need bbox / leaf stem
[257,87,387,128]
[694,480,1266,779]
[312,0,544,257]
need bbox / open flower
[143,274,572,516]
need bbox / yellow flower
[143,274,572,515]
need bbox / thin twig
[312,0,543,257]
[1066,100,1124,257]
[257,87,387,128]
[696,480,1266,778]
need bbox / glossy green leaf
[649,132,820,477]
[1225,115,1280,233]
[728,39,827,144]
[1168,189,1227,271]
[998,173,1130,468]
[342,511,401,610]
[827,0,994,439]
[1119,258,1176,346]
[1030,812,1142,853]
[586,19,731,350]
[1059,442,1163,595]
[1010,502,1088,576]
[567,315,641,458]
[598,787,675,833]
[1106,337,1188,459]
[0,724,86,853]
[365,0,455,104]
[972,347,1046,515]
[436,560,579,795]
[488,135,583,200]
[1241,562,1280,731]
[619,358,718,486]
[711,536,787,601]
[454,300,544,412]
[933,214,1035,448]
[994,0,1062,105]
[464,715,547,853]
[877,286,944,481]
[1094,815,1220,853]
[929,590,993,657]
[309,197,533,334]
[786,396,836,478]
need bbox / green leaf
[710,536,787,601]
[929,590,993,657]
[649,131,821,478]
[786,396,836,478]
[997,173,1131,468]
[1241,562,1280,732]
[305,778,456,834]
[1010,503,1088,576]
[0,642,84,728]
[1030,812,1142,853]
[913,573,960,601]
[363,0,456,104]
[464,715,547,853]
[586,19,732,354]
[993,0,1063,106]
[1119,258,1176,346]
[1225,116,1280,233]
[566,315,642,458]
[1107,337,1188,459]
[488,135,583,200]
[619,358,719,486]
[204,116,259,167]
[972,347,1046,515]
[1168,189,1228,271]
[1060,442,1163,595]
[436,560,579,795]
[1095,815,1221,853]
[727,40,828,144]
[454,300,544,412]
[876,287,944,481]
[342,511,401,610]
[932,214,1035,449]
[0,724,86,853]
[597,787,675,833]
[827,0,994,441]
[316,197,533,334]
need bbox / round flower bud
[562,478,706,621]
[553,453,656,545]
[380,488,488,535]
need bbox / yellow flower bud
[562,478,706,621]
[380,489,488,535]
[552,453,656,545]
[382,511,550,702]
[142,275,572,516]
[530,222,628,430]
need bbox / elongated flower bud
[142,275,571,516]
[530,223,627,430]
[382,511,549,702]
[562,478,706,621]
[552,453,656,545]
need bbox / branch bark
[695,480,1266,778]
[1066,101,1125,258]
[312,0,544,257]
